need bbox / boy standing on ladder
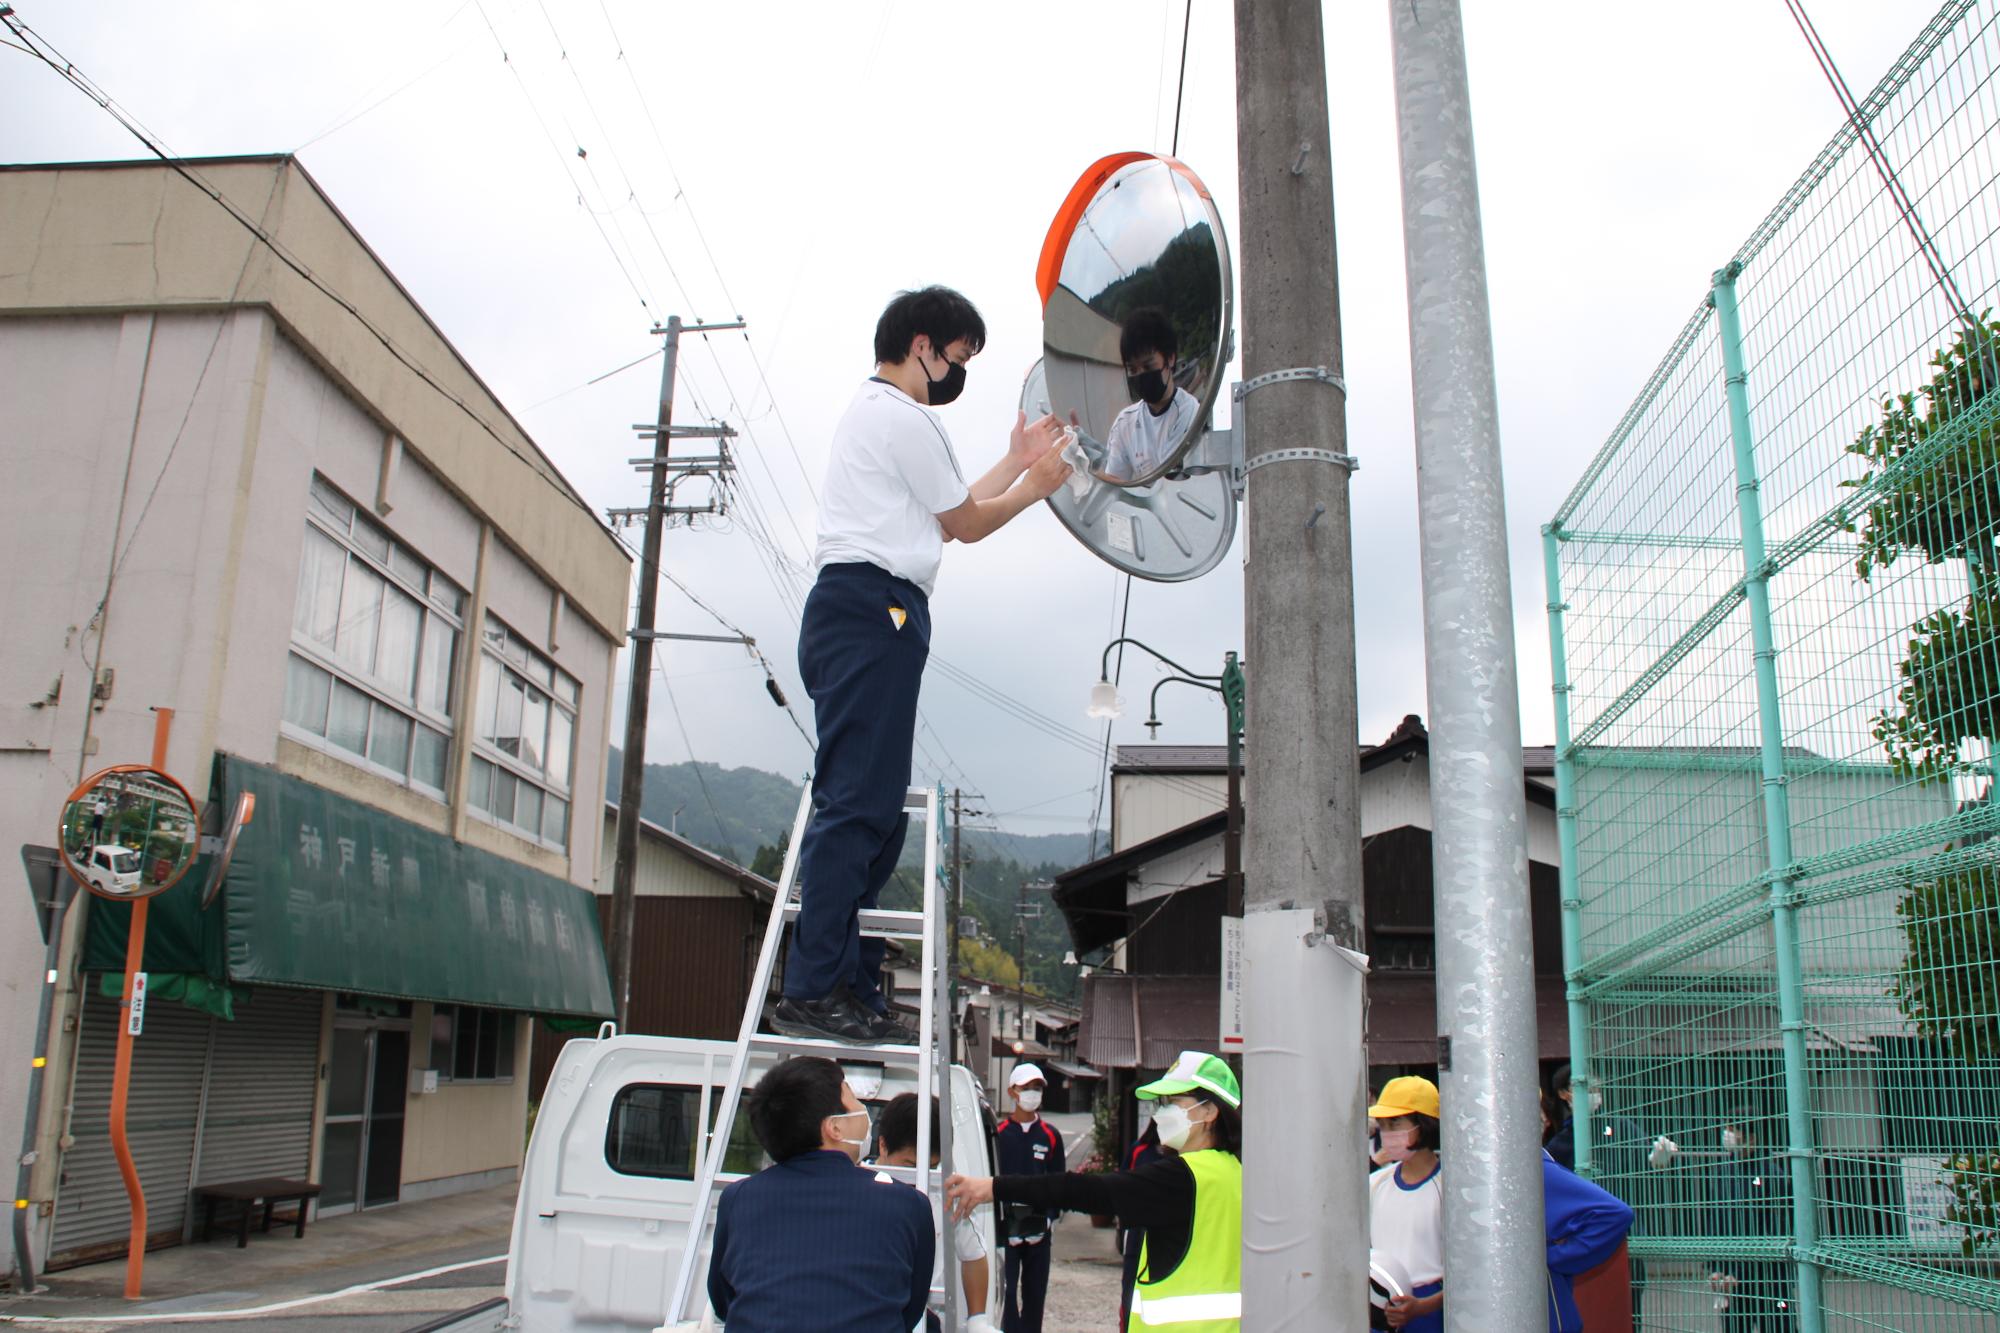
[772,285,1072,1046]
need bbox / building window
[428,1005,516,1082]
[605,1084,765,1179]
[468,614,578,849]
[284,476,464,796]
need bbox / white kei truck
[417,1031,1000,1333]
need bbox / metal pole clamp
[1233,366,1347,399]
[1244,447,1360,474]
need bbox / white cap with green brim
[1134,1050,1240,1109]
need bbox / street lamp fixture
[1087,639,1248,916]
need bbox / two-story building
[1,155,626,1274]
[1055,717,1570,1143]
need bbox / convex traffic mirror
[1025,358,1237,582]
[59,765,201,900]
[1036,152,1233,489]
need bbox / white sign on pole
[127,971,147,1036]
[1220,917,1244,1050]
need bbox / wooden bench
[193,1177,322,1248]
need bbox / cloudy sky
[3,1,1928,841]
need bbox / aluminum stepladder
[664,781,958,1330]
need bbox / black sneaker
[861,1006,918,1046]
[770,992,885,1045]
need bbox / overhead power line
[0,7,629,555]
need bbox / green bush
[1890,865,2000,1059]
[1872,594,2000,781]
[1944,1151,2000,1256]
[1845,316,2000,580]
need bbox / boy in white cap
[992,1064,1065,1332]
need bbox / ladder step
[780,903,926,940]
[751,1032,926,1062]
[903,787,930,812]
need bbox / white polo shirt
[814,378,970,597]
[1103,386,1199,481]
[1369,1160,1444,1288]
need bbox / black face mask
[1126,366,1170,406]
[922,346,967,406]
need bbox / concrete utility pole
[1389,4,1545,1328]
[608,315,744,1030]
[950,788,964,1059]
[1234,0,1371,1321]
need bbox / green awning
[87,755,613,1019]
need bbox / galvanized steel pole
[1389,5,1547,1329]
[1235,0,1371,1322]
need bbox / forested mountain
[605,750,1100,1001]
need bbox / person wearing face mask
[1101,307,1201,483]
[872,1093,995,1332]
[1546,1063,1654,1325]
[776,286,1072,1047]
[1706,1111,1797,1333]
[991,1066,1066,1332]
[1367,1078,1447,1332]
[947,1050,1243,1332]
[706,1057,935,1333]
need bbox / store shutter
[49,983,212,1268]
[193,987,321,1191]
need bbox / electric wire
[0,9,650,560]
[520,345,661,413]
[582,0,823,505]
[656,665,733,852]
[5,3,1116,855]
[531,0,700,313]
[1783,0,1977,325]
[1170,0,1193,157]
[1086,573,1134,859]
[294,0,477,153]
[472,0,656,313]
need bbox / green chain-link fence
[1544,3,2000,1328]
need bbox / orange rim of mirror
[1035,152,1217,311]
[59,763,202,901]
[200,791,257,910]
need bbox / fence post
[1542,525,1596,1178]
[1711,261,1826,1333]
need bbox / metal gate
[49,983,208,1267]
[48,984,324,1266]
[190,987,321,1214]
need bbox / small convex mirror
[1037,153,1233,489]
[60,765,201,900]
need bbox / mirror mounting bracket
[1233,365,1346,399]
[1179,424,1245,499]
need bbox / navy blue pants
[786,562,929,1006]
[1002,1240,1051,1333]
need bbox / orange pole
[109,708,173,1299]
[108,895,149,1300]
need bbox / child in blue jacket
[1543,1150,1635,1333]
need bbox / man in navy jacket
[708,1056,935,1333]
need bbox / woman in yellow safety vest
[946,1050,1242,1331]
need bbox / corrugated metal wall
[1111,773,1226,851]
[193,987,320,1197]
[529,895,758,1095]
[596,812,766,899]
[48,984,323,1268]
[50,985,210,1267]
